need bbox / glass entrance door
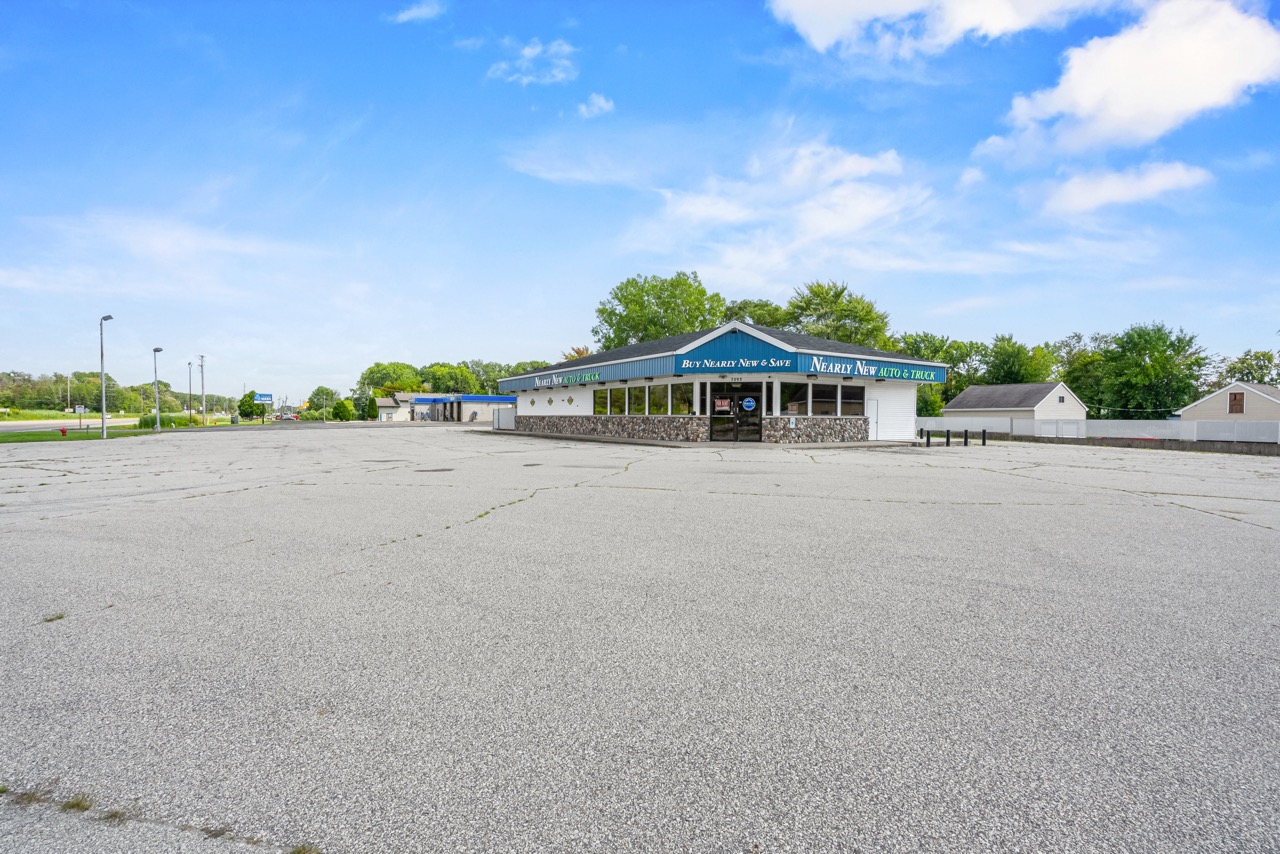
[709,385,763,442]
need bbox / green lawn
[0,428,154,444]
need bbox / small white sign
[74,405,86,414]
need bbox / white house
[1175,382,1280,421]
[944,381,1088,420]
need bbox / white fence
[918,417,1279,444]
[918,416,1013,434]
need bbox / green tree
[366,396,379,419]
[420,363,481,394]
[1053,332,1112,417]
[916,384,944,417]
[238,391,266,419]
[461,360,507,394]
[307,386,338,412]
[784,281,891,348]
[507,360,552,377]
[357,362,420,391]
[895,333,987,403]
[114,388,142,414]
[723,298,790,329]
[1098,323,1207,419]
[592,271,727,349]
[982,334,1054,385]
[331,399,355,421]
[1214,349,1280,388]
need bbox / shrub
[331,400,355,421]
[136,413,195,429]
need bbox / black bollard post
[982,429,987,446]
[925,430,931,447]
[964,429,969,447]
[945,429,951,447]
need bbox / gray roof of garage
[945,382,1061,411]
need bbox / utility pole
[152,347,163,432]
[199,355,206,427]
[99,315,113,439]
[187,361,192,428]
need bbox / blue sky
[3,0,1279,400]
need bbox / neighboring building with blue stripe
[376,392,517,424]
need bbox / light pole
[152,347,163,432]
[199,355,206,426]
[187,361,192,428]
[99,315,113,439]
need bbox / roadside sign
[254,393,272,403]
[74,405,86,414]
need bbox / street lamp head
[153,347,163,353]
[101,314,113,322]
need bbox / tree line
[0,371,237,416]
[290,359,556,421]
[22,271,1269,424]
[583,271,1279,419]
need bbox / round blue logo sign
[741,397,757,412]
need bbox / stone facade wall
[513,414,871,444]
[762,416,868,443]
[514,415,710,442]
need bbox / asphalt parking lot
[2,425,1277,853]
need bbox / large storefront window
[648,384,669,415]
[609,388,625,415]
[812,384,837,416]
[671,383,693,415]
[629,386,646,415]
[841,385,865,416]
[594,389,608,415]
[780,383,808,416]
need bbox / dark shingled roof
[1240,382,1280,400]
[506,323,934,380]
[944,382,1064,411]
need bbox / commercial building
[376,393,516,423]
[496,322,946,443]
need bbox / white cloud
[577,93,615,119]
[998,0,1280,153]
[0,212,314,299]
[615,138,1011,288]
[767,0,1127,57]
[957,166,985,189]
[390,1,445,24]
[487,38,577,86]
[1044,161,1212,214]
